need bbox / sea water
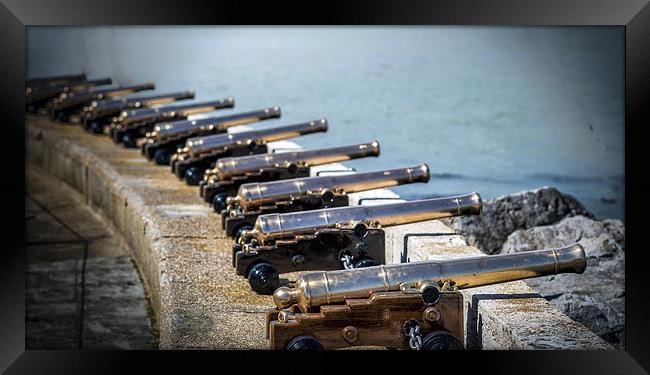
[27,26,625,221]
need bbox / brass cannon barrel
[230,164,430,210]
[118,97,235,126]
[209,141,381,181]
[246,192,481,244]
[28,77,113,102]
[26,73,87,88]
[152,106,282,141]
[185,118,328,157]
[89,90,195,114]
[95,82,156,98]
[273,244,587,311]
[54,82,156,109]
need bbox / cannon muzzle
[273,244,587,312]
[185,118,327,157]
[210,141,380,181]
[230,163,429,210]
[246,192,481,244]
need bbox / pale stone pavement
[25,162,155,349]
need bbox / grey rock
[445,187,593,254]
[502,215,625,348]
[502,215,624,257]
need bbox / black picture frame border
[1,0,648,373]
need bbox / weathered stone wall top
[26,116,611,350]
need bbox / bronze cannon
[170,118,328,185]
[26,77,112,114]
[108,97,235,147]
[234,192,482,294]
[141,106,282,165]
[199,141,381,211]
[26,73,87,89]
[267,244,587,350]
[48,82,155,123]
[222,164,430,240]
[80,90,195,134]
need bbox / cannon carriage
[109,97,235,147]
[200,141,381,212]
[170,118,328,185]
[267,244,587,350]
[222,164,430,240]
[80,90,195,134]
[26,77,112,114]
[142,106,283,166]
[234,192,483,294]
[48,82,155,123]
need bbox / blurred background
[26,26,624,220]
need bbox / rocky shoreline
[443,187,625,348]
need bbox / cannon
[141,106,282,165]
[25,77,112,113]
[26,73,87,89]
[48,82,155,122]
[171,118,328,185]
[108,97,235,147]
[234,192,482,294]
[200,141,381,212]
[266,244,586,350]
[222,164,430,240]
[80,90,195,134]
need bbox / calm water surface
[27,27,625,220]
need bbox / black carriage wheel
[321,190,335,203]
[89,122,103,134]
[185,167,204,185]
[122,133,137,148]
[154,149,172,165]
[286,336,324,350]
[212,193,230,212]
[421,331,464,350]
[56,112,69,122]
[287,163,298,174]
[247,262,280,295]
